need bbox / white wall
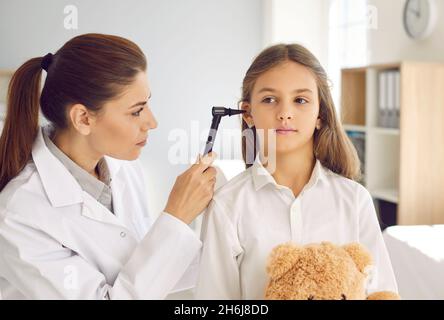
[0,0,263,216]
[262,0,442,130]
[263,0,330,70]
[367,0,444,64]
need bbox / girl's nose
[277,109,293,120]
[278,115,292,120]
[277,102,293,121]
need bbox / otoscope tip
[226,108,246,116]
[212,107,246,117]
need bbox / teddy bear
[264,241,400,300]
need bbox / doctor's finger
[202,166,217,181]
[193,152,217,172]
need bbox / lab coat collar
[32,125,123,208]
[250,155,330,192]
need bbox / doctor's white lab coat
[0,126,201,299]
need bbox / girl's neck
[52,129,101,179]
[263,144,316,198]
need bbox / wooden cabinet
[341,62,444,226]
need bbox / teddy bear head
[264,241,399,300]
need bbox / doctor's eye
[132,107,144,117]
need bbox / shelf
[369,63,401,71]
[370,188,399,203]
[340,61,444,225]
[344,124,367,133]
[369,127,400,135]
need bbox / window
[328,0,373,109]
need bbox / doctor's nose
[148,115,158,130]
[142,108,158,131]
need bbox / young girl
[194,44,398,299]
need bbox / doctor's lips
[275,126,298,135]
[136,137,148,146]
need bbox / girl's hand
[164,152,217,224]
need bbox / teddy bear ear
[266,243,301,280]
[342,243,373,274]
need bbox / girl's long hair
[240,43,361,180]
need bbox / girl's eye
[295,97,309,105]
[132,107,144,117]
[262,97,276,104]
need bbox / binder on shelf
[387,71,395,129]
[378,70,400,129]
[378,72,388,128]
[394,71,400,129]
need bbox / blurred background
[1,0,444,299]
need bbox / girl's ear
[316,117,322,130]
[240,102,254,128]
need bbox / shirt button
[120,231,126,238]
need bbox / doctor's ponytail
[0,33,147,192]
[0,57,43,191]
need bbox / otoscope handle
[203,115,222,156]
[203,107,245,156]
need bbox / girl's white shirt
[195,157,398,299]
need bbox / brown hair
[0,33,147,191]
[240,43,361,181]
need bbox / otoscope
[203,107,246,156]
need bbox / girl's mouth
[275,128,298,135]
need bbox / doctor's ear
[68,104,96,136]
[240,102,254,128]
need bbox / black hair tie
[41,53,53,72]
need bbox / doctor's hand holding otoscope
[164,107,245,224]
[164,152,217,225]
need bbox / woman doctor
[0,33,217,299]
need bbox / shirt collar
[250,155,330,192]
[43,128,111,200]
[31,124,123,207]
